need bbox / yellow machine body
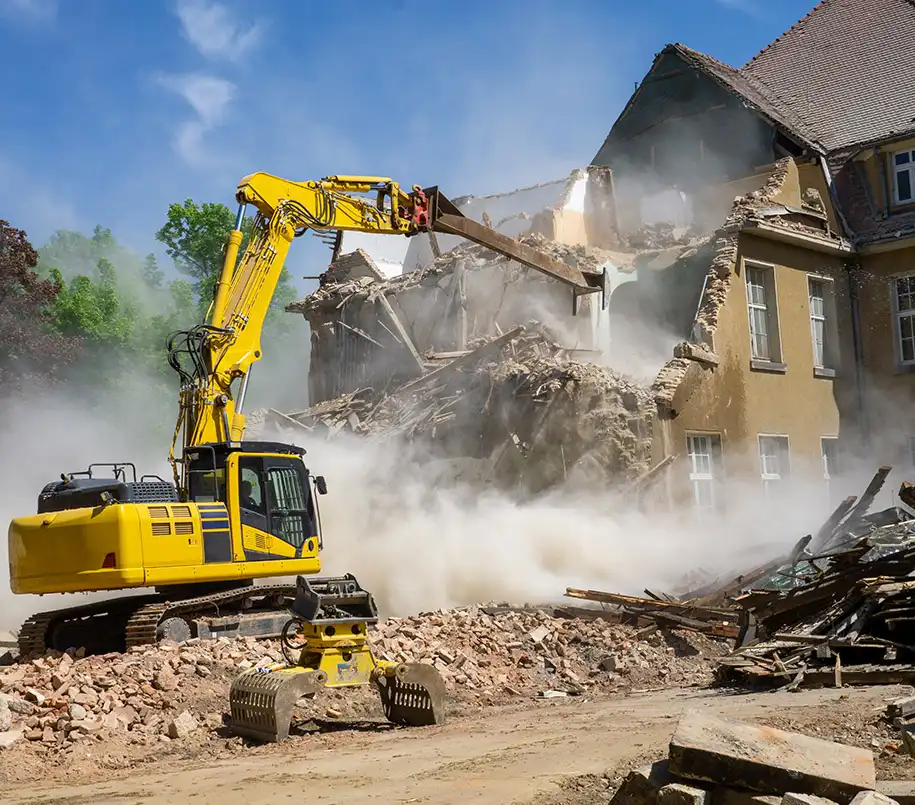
[9,453,321,595]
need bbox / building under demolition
[253,0,915,519]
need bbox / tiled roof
[670,44,819,148]
[741,0,915,151]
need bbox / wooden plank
[886,696,915,720]
[374,293,425,375]
[393,326,524,398]
[809,495,858,553]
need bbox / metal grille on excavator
[375,664,445,727]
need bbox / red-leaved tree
[0,220,81,393]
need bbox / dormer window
[893,148,915,204]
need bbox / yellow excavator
[7,171,605,741]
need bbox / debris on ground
[606,710,882,805]
[0,607,725,768]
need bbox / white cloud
[157,73,235,167]
[175,0,261,61]
[0,0,56,23]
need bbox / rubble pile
[0,608,727,755]
[252,325,655,493]
[372,606,726,694]
[566,466,915,691]
[0,636,254,751]
[605,710,890,805]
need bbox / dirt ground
[6,684,913,805]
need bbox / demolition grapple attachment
[228,575,446,742]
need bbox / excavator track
[18,584,299,657]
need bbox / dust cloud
[259,425,837,618]
[0,380,173,631]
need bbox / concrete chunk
[783,794,840,805]
[611,761,672,805]
[668,710,875,805]
[659,783,709,805]
[713,789,781,805]
[849,793,899,805]
[876,783,915,805]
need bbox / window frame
[685,432,723,519]
[806,273,838,376]
[757,433,790,499]
[891,147,915,205]
[744,260,784,370]
[821,436,840,508]
[892,274,915,368]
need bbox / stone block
[783,794,840,805]
[713,788,781,805]
[610,761,672,805]
[876,783,915,805]
[659,783,709,805]
[849,793,900,805]
[668,710,875,805]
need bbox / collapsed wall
[293,233,618,405]
[251,326,655,495]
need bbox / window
[266,465,309,549]
[686,434,723,518]
[809,279,826,367]
[758,435,790,498]
[894,276,915,365]
[821,437,840,508]
[893,148,915,204]
[745,264,781,365]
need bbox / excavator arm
[167,171,606,483]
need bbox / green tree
[155,198,298,329]
[142,253,165,289]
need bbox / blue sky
[0,0,817,292]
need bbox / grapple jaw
[229,667,327,743]
[374,662,446,727]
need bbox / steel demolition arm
[170,171,604,469]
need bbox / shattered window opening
[893,149,915,204]
[894,276,915,364]
[746,266,773,360]
[758,434,790,499]
[686,433,722,519]
[808,278,827,367]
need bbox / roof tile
[741,0,915,150]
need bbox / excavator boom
[168,172,605,478]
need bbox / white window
[745,264,780,362]
[686,434,722,518]
[893,148,915,204]
[895,276,915,365]
[809,278,826,367]
[758,435,790,498]
[821,437,839,508]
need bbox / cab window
[189,469,225,503]
[266,465,308,548]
